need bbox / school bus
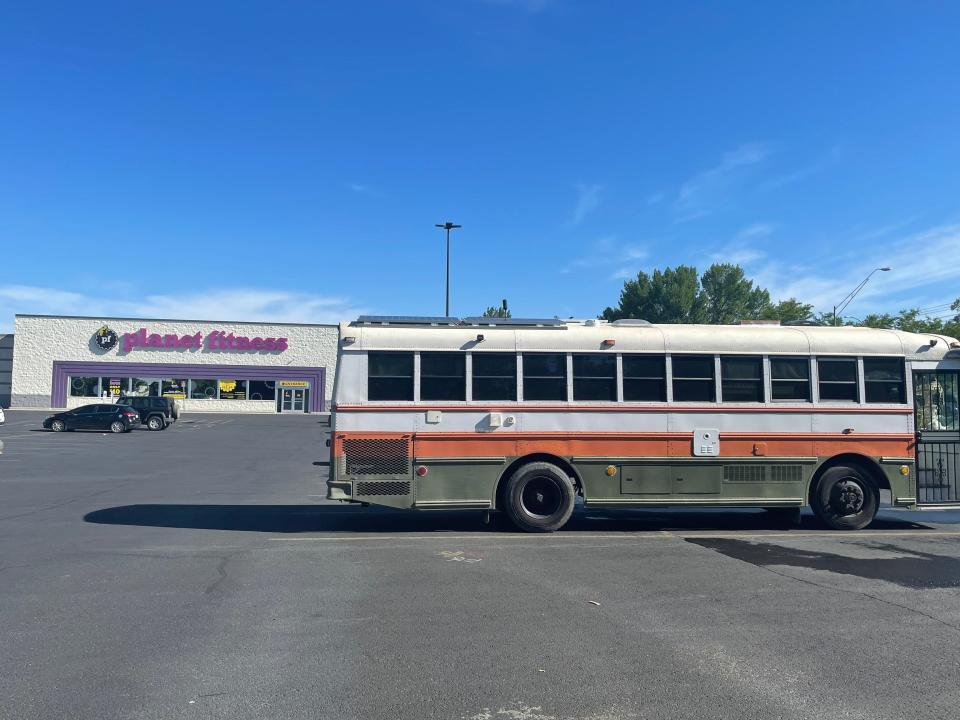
[326,316,960,531]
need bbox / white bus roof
[342,318,958,360]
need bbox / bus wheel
[504,462,576,532]
[811,465,878,530]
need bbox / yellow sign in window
[279,381,309,387]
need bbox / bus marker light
[416,465,428,476]
[900,465,910,476]
[602,338,616,347]
[605,465,617,476]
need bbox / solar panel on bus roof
[461,317,565,326]
[355,315,461,325]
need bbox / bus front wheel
[811,465,878,530]
[503,462,576,533]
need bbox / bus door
[914,370,960,505]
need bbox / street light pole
[832,267,891,326]
[435,222,461,316]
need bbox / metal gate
[914,371,960,505]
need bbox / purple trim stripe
[51,361,326,412]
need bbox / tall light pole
[435,221,461,316]
[833,267,891,326]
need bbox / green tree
[482,301,511,318]
[602,265,705,323]
[700,263,771,324]
[762,298,816,323]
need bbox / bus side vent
[356,481,412,497]
[343,438,410,475]
[769,465,803,483]
[723,465,765,483]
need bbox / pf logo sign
[94,325,119,351]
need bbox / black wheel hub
[520,476,563,518]
[831,479,865,515]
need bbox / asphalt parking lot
[3,410,960,720]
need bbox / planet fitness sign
[121,328,289,353]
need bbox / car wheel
[110,420,126,434]
[147,416,164,431]
[503,462,577,533]
[811,465,879,530]
[51,419,66,432]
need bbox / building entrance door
[278,387,309,413]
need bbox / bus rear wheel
[503,462,576,533]
[811,465,878,530]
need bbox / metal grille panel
[356,481,412,497]
[723,465,764,483]
[342,438,410,476]
[769,465,803,483]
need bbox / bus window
[368,352,414,401]
[472,353,517,401]
[864,357,906,403]
[573,354,616,401]
[770,358,811,401]
[420,352,465,401]
[522,353,567,401]
[721,357,763,402]
[817,358,858,402]
[672,355,715,402]
[622,355,666,402]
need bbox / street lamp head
[435,222,462,230]
[879,267,891,272]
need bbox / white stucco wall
[12,315,339,410]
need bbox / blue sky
[2,1,960,330]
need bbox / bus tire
[811,464,878,530]
[504,462,576,533]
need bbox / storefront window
[248,380,276,401]
[190,379,218,399]
[100,377,127,397]
[69,376,100,397]
[219,379,247,400]
[161,379,188,398]
[129,378,161,396]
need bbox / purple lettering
[207,331,219,350]
[275,337,288,351]
[251,337,265,350]
[123,332,140,353]
[163,334,179,347]
[179,334,194,348]
[263,338,276,350]
[193,332,203,348]
[147,333,163,347]
[226,333,235,349]
[236,336,250,350]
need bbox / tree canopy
[601,263,814,325]
[601,262,959,338]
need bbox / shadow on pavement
[83,504,936,534]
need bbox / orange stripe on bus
[333,432,913,460]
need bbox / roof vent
[610,319,653,327]
[737,319,780,326]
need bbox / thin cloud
[735,223,775,240]
[478,0,553,12]
[571,183,602,224]
[674,143,771,222]
[562,236,649,277]
[760,145,841,192]
[0,285,366,331]
[747,224,960,314]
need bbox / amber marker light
[900,465,910,476]
[605,465,617,476]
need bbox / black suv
[118,396,181,431]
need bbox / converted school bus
[326,316,960,532]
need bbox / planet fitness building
[10,314,338,414]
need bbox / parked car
[43,404,140,433]
[117,396,180,431]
